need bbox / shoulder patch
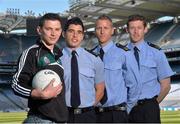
[147,42,161,50]
[84,48,99,57]
[116,43,129,51]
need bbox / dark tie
[71,50,81,108]
[99,48,104,61]
[99,48,108,105]
[134,46,140,69]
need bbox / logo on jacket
[44,56,50,64]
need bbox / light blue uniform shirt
[92,41,128,107]
[126,41,174,110]
[60,47,104,108]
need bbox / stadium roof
[0,0,180,33]
[0,15,27,33]
[69,0,180,29]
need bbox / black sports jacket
[12,39,68,122]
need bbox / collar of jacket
[36,38,63,60]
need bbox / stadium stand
[0,35,20,63]
[168,24,180,40]
[0,84,28,112]
[21,35,37,50]
[145,21,174,44]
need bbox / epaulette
[147,42,161,50]
[84,48,99,57]
[90,45,98,52]
[116,43,129,51]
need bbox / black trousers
[128,98,160,123]
[96,110,128,123]
[68,109,96,123]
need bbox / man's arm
[156,77,171,103]
[12,51,34,98]
[156,51,174,103]
[94,81,105,106]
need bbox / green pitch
[161,111,180,123]
[0,111,180,123]
[0,112,27,123]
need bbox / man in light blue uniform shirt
[91,14,132,123]
[126,14,174,123]
[93,41,128,106]
[60,17,105,123]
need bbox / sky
[0,0,69,16]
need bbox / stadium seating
[145,21,174,44]
[168,24,180,40]
[0,84,28,112]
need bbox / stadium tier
[0,84,28,112]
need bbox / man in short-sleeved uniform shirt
[60,17,105,123]
[126,14,174,123]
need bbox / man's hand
[31,78,63,100]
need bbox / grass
[0,111,27,123]
[0,111,180,123]
[161,111,180,124]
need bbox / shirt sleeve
[94,57,105,84]
[12,49,35,98]
[157,51,174,81]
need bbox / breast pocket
[104,61,123,83]
[79,67,95,78]
[105,64,122,71]
[104,57,122,71]
[141,60,157,83]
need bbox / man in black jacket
[12,13,68,123]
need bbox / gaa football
[32,69,61,90]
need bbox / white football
[32,69,61,90]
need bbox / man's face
[37,20,62,46]
[63,24,84,49]
[127,20,147,43]
[95,19,114,46]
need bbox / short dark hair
[127,14,147,28]
[96,14,113,26]
[64,17,84,32]
[39,13,62,27]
